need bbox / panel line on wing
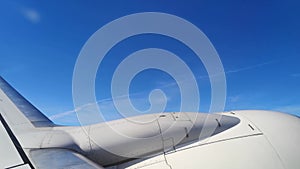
[0,113,34,169]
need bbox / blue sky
[0,0,299,125]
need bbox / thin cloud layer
[21,8,40,23]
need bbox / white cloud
[49,110,75,120]
[49,90,171,123]
[226,60,275,74]
[21,8,41,23]
[184,60,276,80]
[228,95,240,103]
[291,73,300,77]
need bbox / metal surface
[30,149,103,169]
[0,121,24,168]
[112,111,300,169]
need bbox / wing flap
[29,149,104,169]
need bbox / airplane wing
[0,125,101,168]
[0,77,55,129]
[0,77,103,169]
